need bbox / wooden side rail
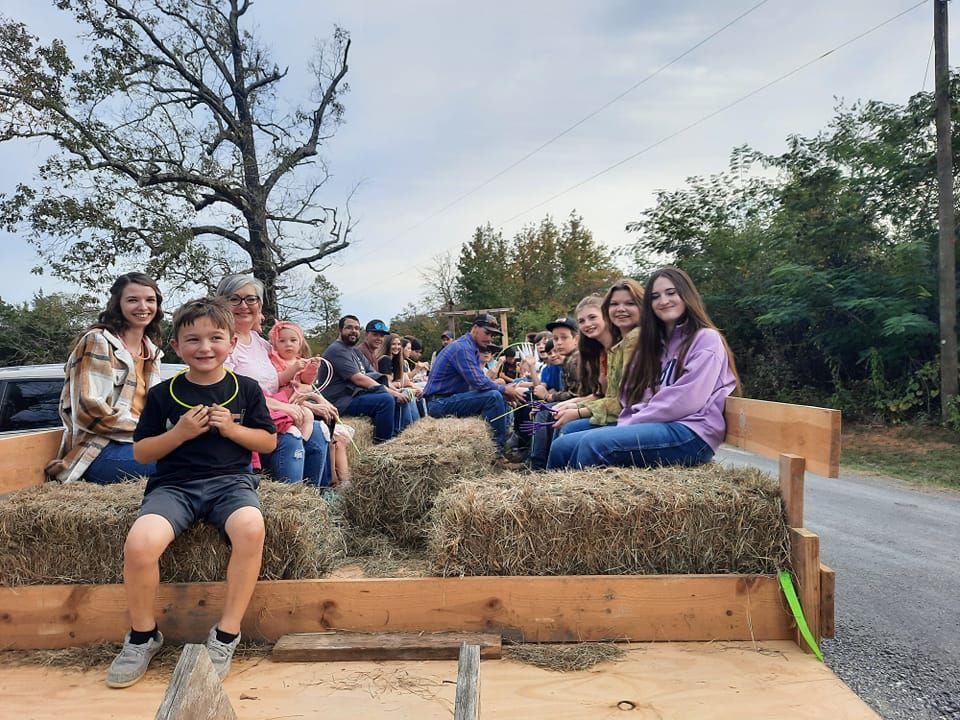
[0,428,61,494]
[724,397,841,478]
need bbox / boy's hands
[207,404,238,438]
[175,405,210,439]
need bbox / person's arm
[620,336,726,426]
[134,405,210,463]
[68,333,138,435]
[457,344,508,394]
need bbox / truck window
[0,379,63,432]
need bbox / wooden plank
[779,453,805,528]
[820,563,836,640]
[454,643,481,720]
[0,428,61,493]
[0,574,794,649]
[155,643,235,720]
[789,528,821,651]
[724,397,841,477]
[271,630,502,662]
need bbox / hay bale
[0,480,340,585]
[341,417,495,547]
[427,464,791,576]
[341,416,374,466]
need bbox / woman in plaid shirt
[46,272,165,484]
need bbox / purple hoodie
[617,325,736,451]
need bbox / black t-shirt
[134,371,275,485]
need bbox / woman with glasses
[46,272,165,484]
[216,274,333,486]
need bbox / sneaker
[106,630,164,688]
[205,626,241,680]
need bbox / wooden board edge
[0,574,794,649]
[819,563,836,640]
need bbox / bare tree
[419,250,459,312]
[0,0,353,318]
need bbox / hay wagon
[0,398,878,719]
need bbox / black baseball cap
[469,313,503,336]
[546,315,577,333]
[365,319,389,333]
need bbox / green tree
[0,292,98,365]
[456,223,509,309]
[0,0,353,319]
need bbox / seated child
[269,320,355,487]
[107,297,277,688]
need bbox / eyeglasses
[228,295,261,307]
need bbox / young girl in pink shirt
[269,321,354,487]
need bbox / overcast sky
[0,0,949,326]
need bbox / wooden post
[155,643,235,720]
[935,0,958,418]
[499,310,510,348]
[789,528,821,652]
[454,642,481,720]
[778,453,805,528]
[819,563,836,640]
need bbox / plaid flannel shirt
[45,329,162,483]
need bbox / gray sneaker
[106,630,164,688]
[205,626,241,679]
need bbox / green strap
[778,570,824,662]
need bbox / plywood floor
[1,641,878,719]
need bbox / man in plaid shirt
[423,314,525,449]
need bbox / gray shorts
[139,473,261,538]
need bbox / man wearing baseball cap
[357,319,389,367]
[423,314,525,450]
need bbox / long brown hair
[89,272,164,347]
[384,333,404,382]
[621,267,740,408]
[575,294,606,396]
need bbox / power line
[922,33,935,90]
[496,0,930,226]
[346,0,928,303]
[343,0,771,267]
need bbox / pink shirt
[225,331,279,394]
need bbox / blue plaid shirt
[424,333,506,398]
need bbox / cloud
[0,0,944,326]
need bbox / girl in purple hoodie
[546,267,739,469]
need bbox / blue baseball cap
[365,319,389,333]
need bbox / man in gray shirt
[322,315,416,441]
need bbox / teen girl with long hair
[47,272,165,483]
[551,278,644,432]
[547,267,739,469]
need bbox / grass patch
[842,423,960,488]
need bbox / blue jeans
[427,389,511,448]
[528,414,596,469]
[346,390,399,441]
[85,440,156,484]
[266,422,330,485]
[546,421,713,470]
[396,398,419,434]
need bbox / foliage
[0,292,98,365]
[625,84,960,423]
[389,303,447,358]
[454,211,620,319]
[0,0,353,319]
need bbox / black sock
[215,627,239,644]
[129,626,158,645]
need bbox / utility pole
[934,0,959,421]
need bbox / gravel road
[715,446,960,720]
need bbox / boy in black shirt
[106,297,276,688]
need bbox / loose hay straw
[503,642,626,672]
[0,479,341,585]
[427,464,792,576]
[340,417,496,547]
